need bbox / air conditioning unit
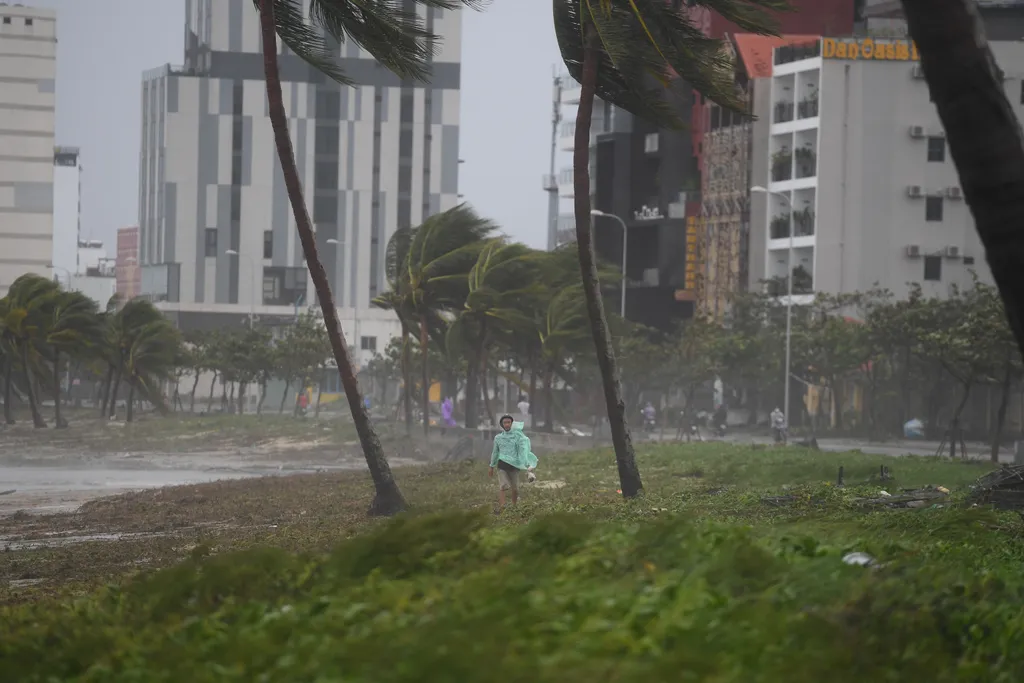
[911,64,925,79]
[905,245,922,258]
[908,125,925,138]
[906,185,923,198]
[946,186,963,200]
[944,246,961,259]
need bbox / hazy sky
[33,0,562,250]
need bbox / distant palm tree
[123,320,180,423]
[0,275,60,428]
[43,290,102,428]
[553,0,784,497]
[104,299,171,420]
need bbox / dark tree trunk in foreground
[21,345,45,428]
[902,0,1024,358]
[278,378,291,414]
[259,0,405,516]
[572,24,642,498]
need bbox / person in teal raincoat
[489,414,538,508]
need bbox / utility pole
[545,67,563,251]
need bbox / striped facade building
[138,0,462,340]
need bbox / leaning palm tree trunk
[20,345,46,428]
[901,0,1024,356]
[572,25,642,498]
[53,351,67,428]
[3,356,15,425]
[259,0,404,515]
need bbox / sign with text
[683,216,700,292]
[633,205,663,221]
[822,37,919,62]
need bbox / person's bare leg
[498,489,506,509]
[511,489,518,505]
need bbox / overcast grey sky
[34,0,561,250]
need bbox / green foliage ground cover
[4,444,1024,682]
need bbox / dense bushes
[5,504,1024,682]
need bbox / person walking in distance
[516,395,531,426]
[489,414,538,510]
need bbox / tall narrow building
[138,0,461,358]
[0,4,57,296]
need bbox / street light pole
[751,186,794,423]
[590,210,628,318]
[225,249,255,329]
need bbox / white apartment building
[0,4,56,296]
[139,0,462,363]
[749,36,1024,301]
[51,146,81,279]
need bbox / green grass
[3,443,1024,682]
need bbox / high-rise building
[116,226,141,301]
[137,0,461,360]
[745,36,1024,300]
[52,146,81,281]
[0,4,57,296]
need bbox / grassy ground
[1,410,366,454]
[3,443,1024,681]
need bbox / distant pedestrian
[489,414,538,510]
[516,395,531,425]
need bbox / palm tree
[104,299,169,420]
[374,226,418,435]
[0,274,60,428]
[447,239,540,427]
[43,290,102,428]
[899,0,1024,357]
[397,205,494,434]
[553,0,783,497]
[123,320,180,423]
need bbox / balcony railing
[795,148,817,179]
[774,101,794,123]
[797,97,818,118]
[770,208,816,240]
[771,152,792,182]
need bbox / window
[204,228,218,257]
[926,136,945,162]
[360,336,377,352]
[24,17,32,26]
[262,275,279,303]
[923,255,942,281]
[964,256,976,265]
[2,17,10,25]
[925,196,944,221]
[263,230,273,259]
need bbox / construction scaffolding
[699,118,752,321]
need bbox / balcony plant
[795,146,816,178]
[770,213,791,239]
[771,150,792,181]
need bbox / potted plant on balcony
[795,146,816,178]
[793,207,815,236]
[771,150,792,181]
[770,214,791,239]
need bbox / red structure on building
[116,227,140,302]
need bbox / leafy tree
[123,320,180,423]
[0,275,61,427]
[43,290,103,428]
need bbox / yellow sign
[822,37,918,62]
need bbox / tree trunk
[257,378,268,415]
[3,355,14,425]
[572,25,642,498]
[21,345,45,428]
[401,324,413,434]
[259,1,405,516]
[991,359,1014,462]
[238,382,247,415]
[528,365,538,430]
[419,316,430,437]
[53,351,67,428]
[189,372,200,413]
[126,380,135,423]
[108,366,123,420]
[278,378,291,414]
[315,370,324,418]
[100,364,114,417]
[207,373,218,413]
[543,364,555,432]
[902,0,1024,358]
[465,356,480,429]
[228,382,236,413]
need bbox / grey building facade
[750,37,1024,301]
[138,0,461,352]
